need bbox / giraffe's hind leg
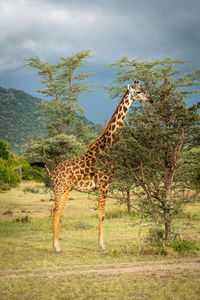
[98,180,109,251]
[52,185,72,253]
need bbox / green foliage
[106,56,200,99]
[72,120,98,145]
[181,146,200,188]
[101,56,200,240]
[144,227,200,255]
[0,139,10,160]
[146,227,165,244]
[26,50,94,136]
[24,134,86,172]
[142,227,167,256]
[0,139,41,190]
[0,155,21,190]
[168,239,200,253]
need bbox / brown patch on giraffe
[112,124,116,131]
[80,168,85,174]
[117,121,123,126]
[123,106,128,113]
[86,161,90,167]
[117,113,122,119]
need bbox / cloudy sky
[0,0,200,123]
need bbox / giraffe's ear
[127,85,134,92]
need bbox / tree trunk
[126,188,131,212]
[66,119,70,136]
[163,183,172,240]
[164,208,171,240]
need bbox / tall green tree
[100,57,200,240]
[26,50,93,136]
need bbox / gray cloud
[0,0,199,122]
[1,0,200,73]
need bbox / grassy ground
[0,181,200,299]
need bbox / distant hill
[0,86,96,155]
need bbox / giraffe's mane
[88,89,129,150]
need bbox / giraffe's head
[127,81,153,103]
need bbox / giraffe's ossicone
[51,82,151,253]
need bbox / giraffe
[50,81,152,253]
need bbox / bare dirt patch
[1,258,200,279]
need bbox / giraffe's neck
[89,90,132,152]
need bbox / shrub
[146,227,165,244]
[0,139,10,160]
[0,157,21,190]
[145,227,200,255]
[14,216,31,223]
[144,227,167,256]
[23,187,40,193]
[168,239,200,254]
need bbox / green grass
[1,271,200,300]
[0,181,200,299]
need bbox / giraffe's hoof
[99,244,106,251]
[55,249,63,254]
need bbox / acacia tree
[24,134,85,171]
[26,50,93,136]
[100,57,200,240]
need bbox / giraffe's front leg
[52,186,72,253]
[98,182,109,251]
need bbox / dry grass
[0,181,200,299]
[0,181,119,217]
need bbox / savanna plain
[0,181,200,300]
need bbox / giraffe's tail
[30,162,51,177]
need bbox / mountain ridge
[0,86,96,155]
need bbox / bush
[23,187,40,193]
[0,157,21,190]
[146,227,165,244]
[145,227,200,255]
[144,227,167,256]
[0,139,10,160]
[168,239,200,254]
[14,216,31,223]
[0,139,45,190]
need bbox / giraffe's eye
[136,91,141,94]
